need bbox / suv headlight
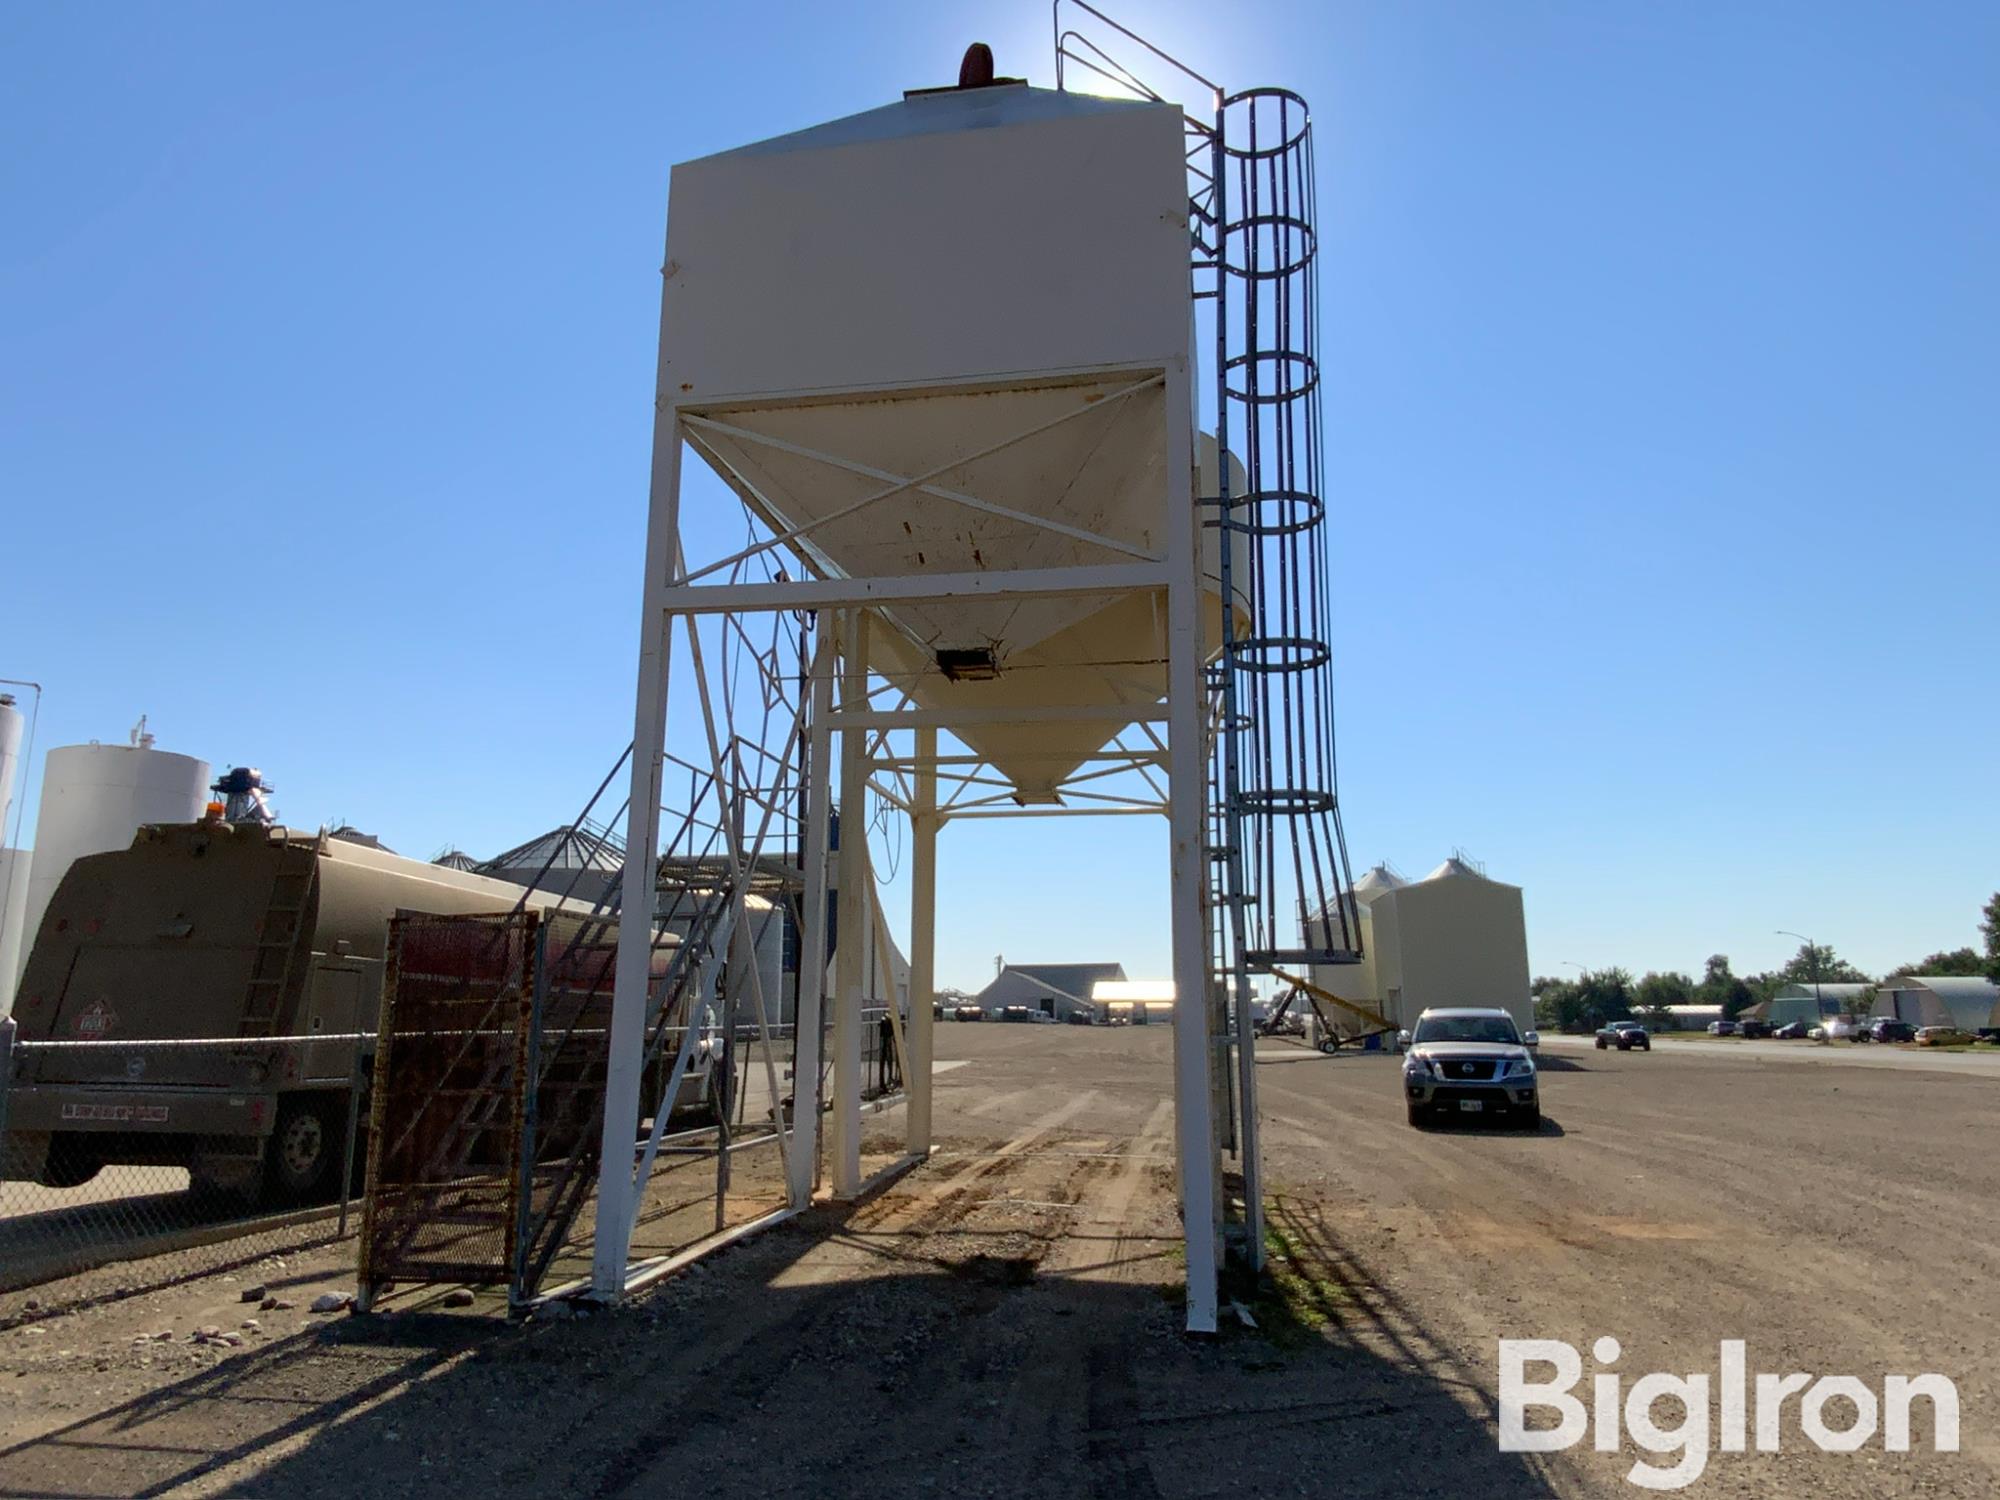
[1404,1056,1433,1078]
[1503,1056,1536,1079]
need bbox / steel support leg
[788,627,835,1210]
[907,725,937,1157]
[831,610,869,1197]
[1164,361,1220,1334]
[592,415,682,1298]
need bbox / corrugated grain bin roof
[1353,865,1404,900]
[1422,857,1484,882]
[1892,976,1998,1002]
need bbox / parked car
[1739,1019,1775,1039]
[1772,1021,1812,1039]
[952,1004,986,1022]
[1868,1018,1917,1043]
[1916,1026,1972,1047]
[1594,1020,1651,1052]
[1707,1019,1740,1036]
[1823,1017,1864,1041]
[1399,1007,1540,1128]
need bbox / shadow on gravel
[1531,1054,1589,1072]
[0,1196,1566,1500]
[1415,1114,1566,1138]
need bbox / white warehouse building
[1305,857,1533,1037]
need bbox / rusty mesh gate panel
[357,911,538,1300]
[509,917,623,1298]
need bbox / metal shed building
[977,962,1126,1022]
[1873,976,1999,1033]
[1092,979,1175,1023]
[1763,983,1874,1028]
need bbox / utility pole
[1775,930,1822,1027]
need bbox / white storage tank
[1302,865,1406,1031]
[0,850,27,1012]
[17,721,211,990]
[660,890,791,1027]
[0,693,22,838]
[1303,859,1532,1037]
[1371,858,1533,1033]
[0,693,26,1006]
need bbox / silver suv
[1400,1007,1540,1127]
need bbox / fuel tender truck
[1,819,704,1202]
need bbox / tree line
[1533,893,2000,1032]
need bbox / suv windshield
[1412,1014,1520,1046]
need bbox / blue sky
[3,2,1994,991]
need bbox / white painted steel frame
[597,369,1221,1331]
[831,610,869,1197]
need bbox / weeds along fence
[0,1019,370,1326]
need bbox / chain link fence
[0,1018,367,1325]
[2,975,905,1321]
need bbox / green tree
[1574,967,1634,1025]
[1695,954,1733,997]
[1720,977,1756,1020]
[1779,943,1870,986]
[1881,948,1985,981]
[1692,954,1757,1020]
[1746,970,1789,1008]
[1533,975,1590,1031]
[1531,976,1570,1029]
[1635,970,1693,1028]
[1983,893,2000,983]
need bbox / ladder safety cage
[1055,4,1361,975]
[1055,1,1363,1281]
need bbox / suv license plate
[1458,1099,1483,1113]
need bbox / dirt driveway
[0,1027,1991,1497]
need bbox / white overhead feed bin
[600,38,1270,1336]
[662,83,1227,799]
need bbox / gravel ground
[0,1026,1991,1497]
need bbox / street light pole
[1775,929,1821,1027]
